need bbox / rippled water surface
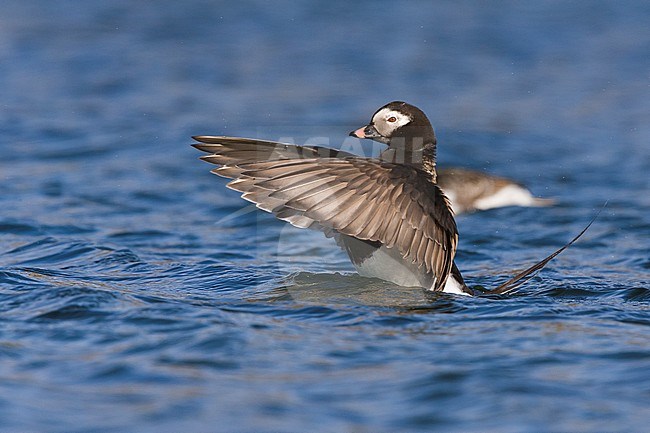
[1,1,649,432]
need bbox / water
[1,1,649,432]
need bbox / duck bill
[349,124,382,139]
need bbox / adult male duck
[193,101,592,296]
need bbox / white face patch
[371,108,411,137]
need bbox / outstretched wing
[193,136,458,291]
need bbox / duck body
[437,167,554,214]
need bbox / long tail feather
[484,202,607,295]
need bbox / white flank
[353,245,471,296]
[473,184,538,210]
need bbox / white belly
[351,243,470,296]
[354,244,423,287]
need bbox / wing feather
[193,136,458,290]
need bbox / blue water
[1,1,649,432]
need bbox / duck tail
[483,202,606,295]
[530,197,557,207]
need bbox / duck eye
[387,116,397,123]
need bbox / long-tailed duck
[193,101,590,295]
[437,167,554,214]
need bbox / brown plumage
[436,167,555,214]
[193,136,458,291]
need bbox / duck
[436,167,554,214]
[193,101,589,296]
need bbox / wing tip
[192,135,229,143]
[193,143,220,154]
[191,136,239,151]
